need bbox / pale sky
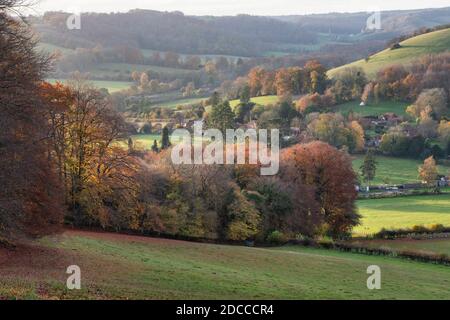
[33,0,450,16]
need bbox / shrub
[266,231,288,245]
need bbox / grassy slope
[2,230,450,299]
[354,194,450,236]
[352,155,449,185]
[328,28,450,79]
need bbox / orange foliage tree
[281,141,360,238]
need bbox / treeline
[57,47,238,73]
[276,8,450,36]
[221,60,329,99]
[86,141,360,241]
[34,10,316,57]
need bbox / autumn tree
[307,113,363,152]
[226,188,261,241]
[281,142,360,238]
[275,68,293,96]
[437,121,450,147]
[361,83,374,105]
[331,67,367,103]
[41,80,139,227]
[139,72,149,90]
[417,106,438,138]
[418,156,438,189]
[407,88,448,120]
[0,1,64,240]
[305,60,328,94]
[248,67,266,97]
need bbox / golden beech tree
[40,81,142,228]
[418,156,438,187]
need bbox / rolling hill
[2,229,450,299]
[328,27,450,79]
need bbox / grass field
[229,95,279,109]
[352,155,449,185]
[351,238,450,256]
[152,97,206,109]
[123,133,207,150]
[47,79,133,93]
[328,28,450,79]
[354,194,450,236]
[2,230,450,299]
[334,100,409,117]
[92,63,196,78]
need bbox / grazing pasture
[2,230,450,299]
[352,155,449,185]
[229,95,279,109]
[334,100,409,117]
[354,194,450,236]
[328,28,450,79]
[351,238,450,257]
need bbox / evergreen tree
[208,101,235,134]
[278,101,296,136]
[161,127,171,149]
[360,149,377,186]
[209,91,221,107]
[127,137,134,153]
[239,85,251,104]
[151,139,159,153]
[235,102,255,124]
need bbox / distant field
[123,133,206,150]
[328,28,450,79]
[2,230,450,299]
[334,100,409,117]
[352,155,449,185]
[354,194,450,236]
[229,95,279,109]
[141,49,247,63]
[351,238,450,257]
[47,79,133,93]
[153,97,206,109]
[92,63,197,78]
[37,42,75,55]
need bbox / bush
[266,231,288,245]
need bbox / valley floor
[1,230,450,300]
